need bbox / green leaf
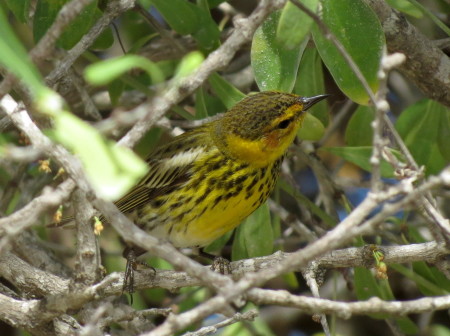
[195,87,209,119]
[232,203,273,260]
[5,0,31,22]
[90,8,114,50]
[345,106,375,146]
[297,113,325,141]
[251,11,307,92]
[150,0,200,35]
[203,230,233,254]
[294,47,328,126]
[430,325,450,336]
[108,79,125,106]
[84,55,164,86]
[396,99,449,175]
[191,1,220,50]
[150,0,219,49]
[278,178,336,228]
[412,262,450,295]
[51,111,147,200]
[311,0,385,105]
[134,127,163,157]
[437,104,450,163]
[353,240,419,334]
[208,73,246,109]
[34,0,98,50]
[323,146,403,178]
[354,267,387,318]
[405,0,450,36]
[0,6,45,95]
[393,263,448,296]
[385,0,423,18]
[276,0,318,49]
[173,51,205,81]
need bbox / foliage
[0,0,449,335]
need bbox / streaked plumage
[115,91,329,248]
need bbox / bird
[115,91,328,293]
[52,91,329,294]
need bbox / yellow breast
[143,149,281,248]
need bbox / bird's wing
[115,132,210,214]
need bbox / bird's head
[213,91,329,167]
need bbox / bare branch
[364,0,450,108]
[247,289,450,317]
[118,0,288,148]
[0,0,97,99]
[182,310,258,336]
[0,179,75,252]
[46,0,137,88]
[1,95,93,195]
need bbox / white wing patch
[164,147,204,168]
[143,147,204,189]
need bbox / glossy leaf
[294,47,328,126]
[323,146,403,178]
[345,105,375,146]
[208,73,246,109]
[252,11,307,92]
[276,0,318,49]
[395,99,449,175]
[232,203,273,260]
[311,0,385,105]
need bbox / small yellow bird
[54,91,328,294]
[117,91,328,252]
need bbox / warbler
[117,91,328,249]
[54,91,328,294]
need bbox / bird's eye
[277,118,293,129]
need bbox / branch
[0,251,69,297]
[144,167,450,336]
[247,289,450,317]
[0,179,75,253]
[0,0,97,99]
[364,0,450,108]
[0,95,93,195]
[182,310,258,336]
[124,242,450,293]
[118,0,288,148]
[46,0,137,88]
[0,241,447,331]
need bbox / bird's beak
[300,94,331,111]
